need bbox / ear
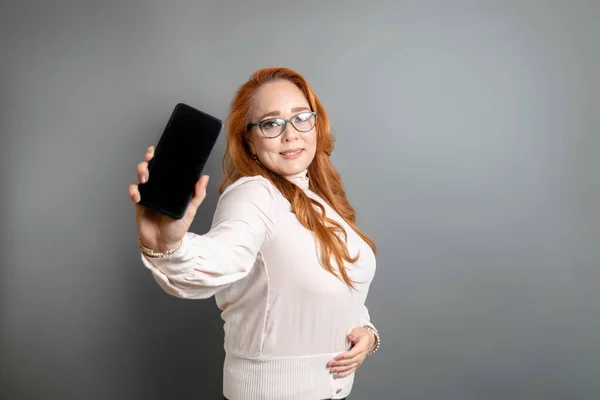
[246,137,256,155]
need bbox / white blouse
[140,169,377,400]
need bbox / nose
[281,122,298,142]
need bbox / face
[247,80,317,177]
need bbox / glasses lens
[260,119,285,137]
[291,112,316,132]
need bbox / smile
[280,149,303,159]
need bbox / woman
[129,67,380,400]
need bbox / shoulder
[212,175,279,231]
[219,175,278,207]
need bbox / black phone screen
[138,103,223,219]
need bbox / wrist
[138,237,183,258]
[369,330,377,349]
[361,325,381,355]
[156,240,179,253]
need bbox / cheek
[307,132,318,152]
[254,140,280,156]
[250,132,273,154]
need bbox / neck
[283,169,309,190]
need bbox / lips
[280,148,304,160]
[280,149,303,156]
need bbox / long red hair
[219,67,376,289]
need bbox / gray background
[1,1,599,399]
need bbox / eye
[293,112,312,123]
[261,119,282,129]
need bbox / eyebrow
[258,106,311,121]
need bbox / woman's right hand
[128,145,210,253]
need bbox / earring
[252,154,258,161]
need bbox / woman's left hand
[327,327,376,378]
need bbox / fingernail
[141,176,146,183]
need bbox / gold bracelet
[138,237,183,258]
[362,325,381,355]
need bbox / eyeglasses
[247,111,317,138]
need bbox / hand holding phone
[130,146,209,253]
[128,103,222,252]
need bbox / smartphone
[138,103,223,220]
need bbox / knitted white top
[140,169,377,400]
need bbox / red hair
[220,67,376,289]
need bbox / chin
[277,164,305,176]
[274,160,310,176]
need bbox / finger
[188,175,210,214]
[336,366,358,378]
[330,345,368,367]
[128,183,140,203]
[331,362,359,374]
[144,145,155,161]
[335,344,366,364]
[332,355,362,367]
[137,161,149,183]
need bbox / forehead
[251,80,309,116]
